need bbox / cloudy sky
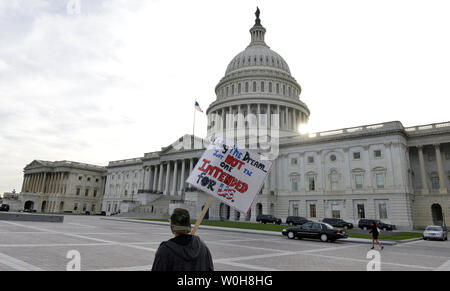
[1,0,449,194]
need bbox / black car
[282,222,348,242]
[286,216,310,226]
[322,218,353,229]
[256,214,282,224]
[0,204,10,212]
[358,219,396,231]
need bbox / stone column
[158,164,163,192]
[179,159,186,193]
[37,173,43,193]
[189,158,194,189]
[293,109,297,132]
[277,105,281,130]
[21,175,26,192]
[417,146,429,194]
[172,160,178,194]
[263,174,270,194]
[153,166,158,191]
[28,174,34,192]
[23,175,28,192]
[434,144,448,194]
[164,161,171,195]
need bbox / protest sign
[186,137,273,216]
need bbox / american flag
[195,101,203,113]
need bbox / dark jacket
[369,225,379,237]
[151,234,214,271]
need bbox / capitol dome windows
[238,83,241,93]
[231,84,235,95]
[276,83,280,94]
[261,81,264,92]
[253,81,257,92]
[245,82,249,92]
[269,82,272,93]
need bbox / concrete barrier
[0,212,64,223]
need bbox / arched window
[245,82,249,92]
[261,81,264,92]
[269,82,272,93]
[231,84,234,95]
[276,83,280,94]
[238,83,241,93]
[253,81,257,92]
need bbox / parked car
[358,219,396,231]
[256,214,282,224]
[286,216,310,226]
[322,218,353,229]
[0,204,10,212]
[423,225,448,241]
[282,222,348,242]
[95,211,106,216]
[23,209,37,213]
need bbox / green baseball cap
[170,208,191,232]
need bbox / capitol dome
[224,44,291,76]
[206,8,310,140]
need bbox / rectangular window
[308,176,316,191]
[376,173,385,189]
[291,158,297,166]
[357,204,365,219]
[85,189,89,196]
[353,152,360,160]
[307,156,314,163]
[374,150,382,158]
[331,205,341,219]
[331,174,338,190]
[309,204,317,218]
[355,174,363,189]
[74,203,78,211]
[291,176,298,192]
[93,189,97,197]
[431,177,440,190]
[428,153,436,161]
[76,188,80,196]
[378,203,388,219]
[91,204,96,212]
[107,203,111,212]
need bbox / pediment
[159,134,208,155]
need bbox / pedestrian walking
[151,208,214,271]
[369,221,384,250]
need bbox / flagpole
[193,100,196,138]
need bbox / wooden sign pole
[190,196,214,235]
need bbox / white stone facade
[15,160,106,214]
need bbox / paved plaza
[0,215,449,271]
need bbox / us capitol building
[9,9,450,230]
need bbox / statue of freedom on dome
[255,7,261,25]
